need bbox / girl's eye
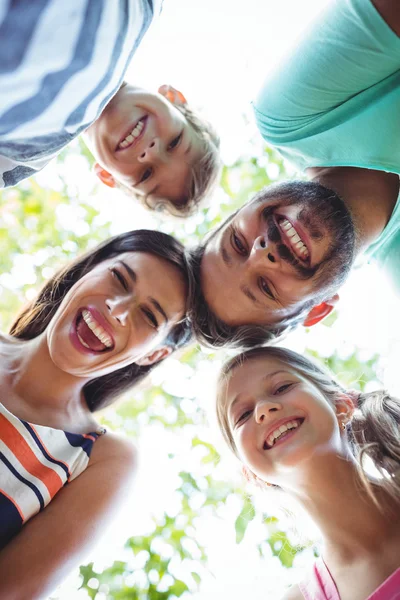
[231,228,247,255]
[259,277,274,300]
[168,132,183,151]
[139,168,153,184]
[274,383,293,395]
[142,308,158,329]
[111,268,128,291]
[235,409,252,427]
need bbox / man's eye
[259,277,274,300]
[142,308,158,329]
[111,268,128,291]
[139,168,153,183]
[167,132,183,151]
[231,228,247,255]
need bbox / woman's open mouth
[116,116,147,151]
[72,308,115,354]
[263,418,304,450]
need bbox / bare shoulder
[89,430,137,476]
[280,584,303,600]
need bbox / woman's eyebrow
[120,261,136,283]
[149,297,168,323]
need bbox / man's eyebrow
[149,298,168,322]
[241,284,267,309]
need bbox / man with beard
[187,0,400,348]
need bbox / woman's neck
[287,451,399,563]
[3,334,89,420]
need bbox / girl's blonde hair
[217,347,400,503]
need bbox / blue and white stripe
[0,0,161,187]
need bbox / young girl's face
[220,357,343,486]
[45,252,186,379]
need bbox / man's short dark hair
[186,179,348,349]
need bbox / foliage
[0,130,380,600]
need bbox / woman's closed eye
[141,307,158,329]
[167,131,183,151]
[110,268,128,291]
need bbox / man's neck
[307,166,399,255]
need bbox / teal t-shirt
[253,0,400,292]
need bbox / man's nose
[105,297,131,326]
[255,398,282,424]
[251,236,279,266]
[137,139,162,163]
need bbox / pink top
[299,558,400,600]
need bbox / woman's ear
[158,84,187,106]
[303,294,340,327]
[135,345,173,366]
[94,163,116,188]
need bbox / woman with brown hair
[216,346,400,600]
[0,229,192,598]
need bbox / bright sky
[40,0,400,598]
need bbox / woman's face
[46,252,187,378]
[220,357,343,486]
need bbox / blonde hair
[217,347,400,504]
[118,103,221,216]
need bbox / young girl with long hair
[216,346,400,600]
[0,229,192,598]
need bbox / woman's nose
[105,298,130,326]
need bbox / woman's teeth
[279,219,309,259]
[81,309,113,348]
[118,119,144,149]
[265,419,301,449]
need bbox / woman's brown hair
[10,230,192,411]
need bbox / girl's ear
[94,163,116,188]
[158,84,187,106]
[335,392,355,423]
[135,345,173,366]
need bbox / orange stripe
[83,433,96,442]
[30,424,71,482]
[0,487,25,522]
[0,414,63,499]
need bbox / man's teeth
[118,119,144,149]
[81,309,113,348]
[279,219,309,259]
[266,419,301,448]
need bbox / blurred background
[1,0,399,598]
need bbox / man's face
[201,191,355,326]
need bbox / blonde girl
[216,347,400,600]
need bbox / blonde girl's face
[220,357,344,486]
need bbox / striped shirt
[0,0,161,188]
[0,401,105,548]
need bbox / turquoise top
[253,0,400,293]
